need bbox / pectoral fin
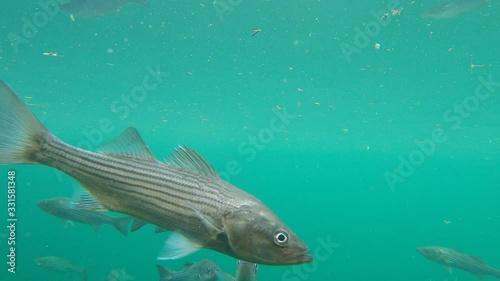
[188,205,221,238]
[157,232,201,260]
[62,219,75,228]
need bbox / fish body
[106,268,135,281]
[417,246,500,279]
[60,0,149,18]
[37,197,131,236]
[35,256,88,280]
[157,260,220,281]
[0,80,311,265]
[214,260,258,281]
[421,0,489,19]
[236,261,258,281]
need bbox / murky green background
[0,0,499,280]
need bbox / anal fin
[157,232,201,260]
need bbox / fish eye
[205,266,211,273]
[273,230,289,245]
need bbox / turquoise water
[1,0,499,280]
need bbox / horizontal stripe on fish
[41,138,225,207]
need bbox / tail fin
[0,80,47,164]
[113,216,132,237]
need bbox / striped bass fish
[0,80,312,265]
[35,256,89,280]
[421,0,489,19]
[417,246,500,279]
[106,268,135,281]
[235,261,258,281]
[157,259,220,281]
[214,260,258,281]
[37,197,131,236]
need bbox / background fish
[215,261,258,281]
[60,0,149,18]
[35,256,88,280]
[421,0,489,19]
[0,80,311,265]
[235,261,258,281]
[106,268,135,281]
[157,260,221,281]
[417,246,500,279]
[37,197,131,236]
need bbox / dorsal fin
[167,146,219,177]
[96,127,156,162]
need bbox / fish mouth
[36,201,47,210]
[416,247,426,253]
[296,254,313,263]
[261,248,313,265]
[285,249,314,265]
[416,247,429,256]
